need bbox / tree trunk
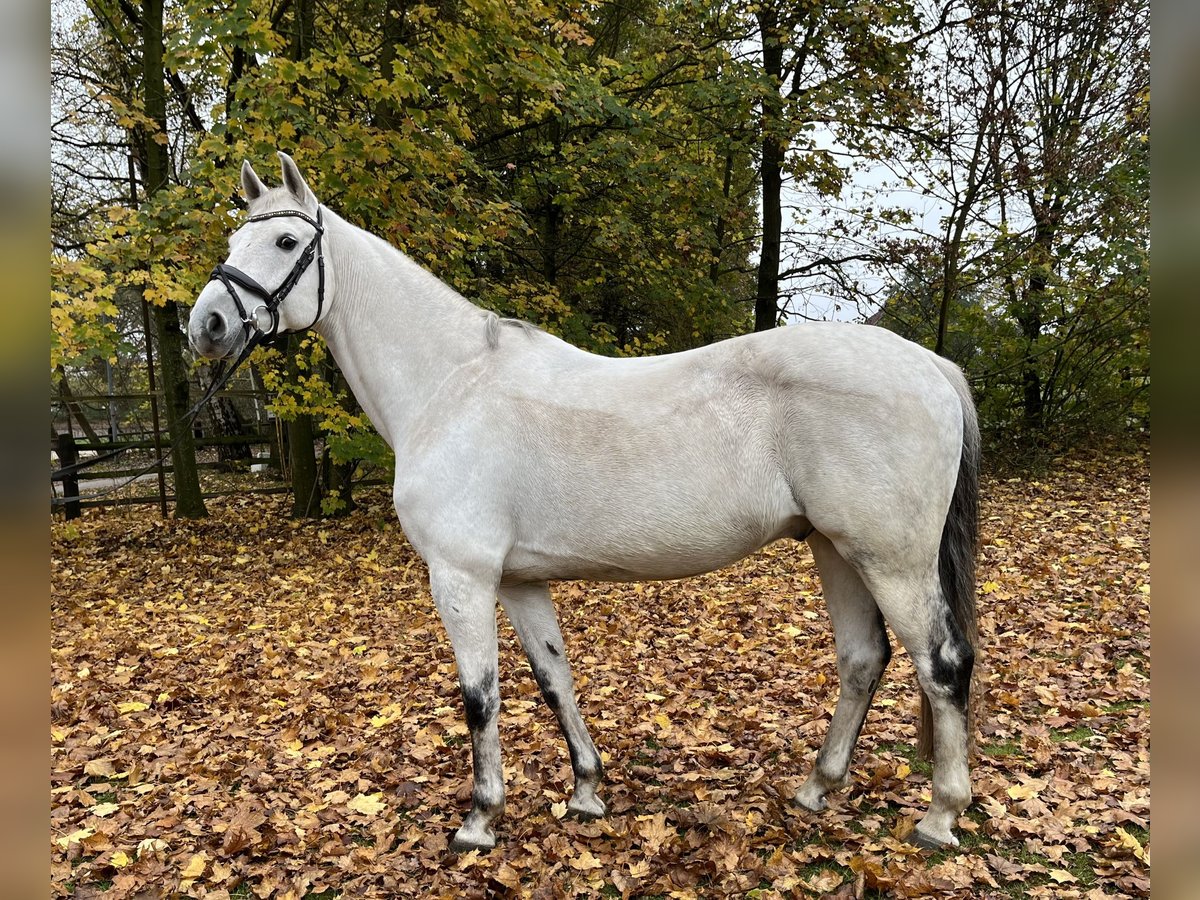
[143,0,206,518]
[285,335,322,518]
[755,4,785,332]
[756,136,784,332]
[1017,220,1055,433]
[709,151,734,286]
[278,0,324,518]
[541,115,563,287]
[55,364,103,444]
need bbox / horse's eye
[276,234,298,251]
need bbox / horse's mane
[482,312,539,351]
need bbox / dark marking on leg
[930,615,975,710]
[528,659,556,702]
[461,667,499,732]
[470,785,504,817]
[545,640,560,656]
[567,741,603,782]
[845,610,892,751]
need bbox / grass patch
[981,739,1022,758]
[1103,699,1147,714]
[1051,726,1097,744]
[876,741,932,775]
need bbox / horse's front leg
[429,565,505,852]
[499,582,606,819]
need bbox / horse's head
[189,153,326,360]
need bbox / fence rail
[51,382,287,519]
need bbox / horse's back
[476,323,964,582]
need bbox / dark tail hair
[917,362,980,760]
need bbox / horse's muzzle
[188,286,245,360]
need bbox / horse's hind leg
[794,533,892,812]
[499,582,606,819]
[859,565,974,848]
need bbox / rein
[52,206,327,509]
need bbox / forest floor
[51,449,1150,899]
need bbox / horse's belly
[501,511,808,584]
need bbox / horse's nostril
[207,311,226,339]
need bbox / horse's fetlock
[471,788,505,818]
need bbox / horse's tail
[917,358,981,760]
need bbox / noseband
[208,207,326,349]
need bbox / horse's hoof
[449,827,497,853]
[792,786,828,813]
[912,826,958,851]
[567,794,607,820]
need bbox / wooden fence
[51,387,285,518]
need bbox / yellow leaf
[346,792,387,816]
[91,802,120,817]
[137,837,169,857]
[117,701,150,714]
[1115,826,1149,863]
[111,850,132,868]
[981,580,1000,594]
[1006,780,1045,801]
[84,758,116,777]
[370,704,404,728]
[551,800,568,819]
[56,827,95,848]
[570,848,603,870]
[180,851,208,879]
[653,712,671,731]
[628,859,651,878]
[896,762,911,779]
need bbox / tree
[140,0,206,517]
[748,0,924,331]
[874,0,1149,449]
[52,0,209,517]
[986,0,1148,437]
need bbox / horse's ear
[241,160,268,202]
[278,152,317,210]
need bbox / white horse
[189,154,980,853]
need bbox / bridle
[208,206,326,350]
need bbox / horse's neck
[314,214,486,448]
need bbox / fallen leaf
[346,792,387,816]
[180,851,208,879]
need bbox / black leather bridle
[208,206,326,350]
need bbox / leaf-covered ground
[51,450,1150,899]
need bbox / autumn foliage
[51,450,1149,898]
